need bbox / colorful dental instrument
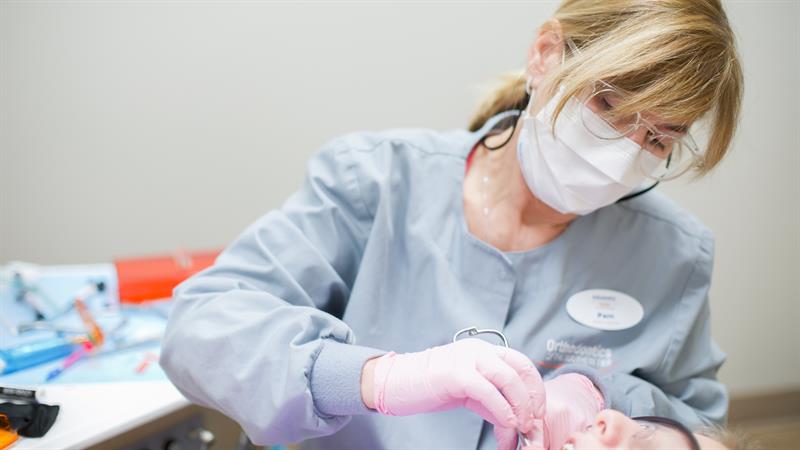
[0,336,85,375]
[74,298,104,347]
[44,341,94,382]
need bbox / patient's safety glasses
[629,416,702,450]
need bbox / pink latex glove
[542,373,605,450]
[495,372,604,450]
[372,338,546,449]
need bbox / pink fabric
[371,338,546,450]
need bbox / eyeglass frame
[562,37,706,180]
[631,415,702,450]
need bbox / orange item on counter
[74,299,104,346]
[114,250,220,303]
[0,429,17,449]
[0,414,18,449]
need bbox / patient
[522,409,757,450]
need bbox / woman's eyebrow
[666,124,689,133]
[642,114,689,134]
[656,123,689,134]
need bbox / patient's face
[562,409,727,450]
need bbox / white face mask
[516,86,663,215]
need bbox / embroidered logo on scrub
[566,289,644,331]
[544,339,613,369]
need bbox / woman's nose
[626,125,651,148]
[591,409,639,447]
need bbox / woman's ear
[526,19,565,91]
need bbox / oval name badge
[566,289,644,331]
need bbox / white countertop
[10,381,190,449]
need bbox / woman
[160,0,743,449]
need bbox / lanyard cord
[616,181,659,203]
[616,151,672,203]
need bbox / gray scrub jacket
[161,112,728,449]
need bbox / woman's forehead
[694,433,729,450]
[651,423,698,449]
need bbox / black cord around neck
[479,110,522,151]
[616,152,673,203]
[615,181,659,203]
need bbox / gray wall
[2,1,798,395]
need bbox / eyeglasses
[564,38,706,181]
[630,416,702,450]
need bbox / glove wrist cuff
[372,351,398,415]
[572,373,606,413]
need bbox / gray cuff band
[310,339,387,417]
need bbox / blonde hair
[697,425,762,450]
[469,0,743,176]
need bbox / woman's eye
[646,132,669,151]
[599,95,614,111]
[649,138,666,150]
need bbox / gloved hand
[370,338,546,450]
[494,372,604,450]
[541,373,605,450]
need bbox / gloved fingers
[464,400,535,450]
[476,355,532,431]
[494,346,536,375]
[463,398,509,429]
[462,373,517,428]
[496,347,547,419]
[493,425,519,450]
[527,418,547,449]
[520,445,547,450]
[519,429,547,450]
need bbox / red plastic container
[114,250,220,303]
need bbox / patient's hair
[468,0,743,177]
[696,425,761,450]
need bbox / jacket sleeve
[601,231,728,428]
[159,138,386,445]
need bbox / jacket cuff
[310,339,387,417]
[548,364,612,410]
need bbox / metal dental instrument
[453,327,534,449]
[453,326,509,347]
